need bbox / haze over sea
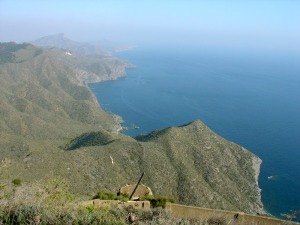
[89,46,300,219]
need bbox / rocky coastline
[74,56,134,133]
[251,155,265,214]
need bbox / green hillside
[0,42,264,215]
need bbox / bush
[93,191,129,202]
[43,177,75,207]
[115,193,130,202]
[94,191,116,200]
[12,178,22,186]
[0,205,41,225]
[142,195,176,208]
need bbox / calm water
[89,47,300,219]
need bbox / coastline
[76,53,135,133]
[79,49,268,217]
[251,155,266,215]
[252,155,274,218]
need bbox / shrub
[93,191,129,202]
[12,178,22,186]
[12,205,41,224]
[142,195,176,208]
[94,191,117,200]
[43,177,75,207]
[115,195,129,202]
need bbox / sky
[0,0,299,51]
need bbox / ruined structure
[119,184,153,200]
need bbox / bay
[89,46,300,219]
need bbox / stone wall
[79,200,299,224]
[80,199,150,210]
[165,203,299,225]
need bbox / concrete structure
[80,200,299,224]
[166,203,299,225]
[119,184,153,200]
[80,199,150,210]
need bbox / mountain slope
[0,43,120,139]
[31,33,135,84]
[46,48,134,84]
[136,120,263,213]
[0,42,264,215]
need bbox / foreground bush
[11,179,22,187]
[142,195,176,208]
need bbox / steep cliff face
[0,42,264,215]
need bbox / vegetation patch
[93,191,130,202]
[0,42,29,63]
[142,195,176,208]
[12,178,22,187]
[65,131,117,150]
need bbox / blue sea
[89,46,300,219]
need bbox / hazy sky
[1,0,299,51]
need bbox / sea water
[89,46,300,219]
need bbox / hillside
[0,42,264,215]
[61,120,263,214]
[0,42,127,179]
[0,43,124,137]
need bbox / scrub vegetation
[0,179,265,225]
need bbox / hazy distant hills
[0,40,264,215]
[31,33,136,56]
[31,34,135,84]
[31,33,109,56]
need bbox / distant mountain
[31,34,135,83]
[0,42,264,215]
[31,33,109,56]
